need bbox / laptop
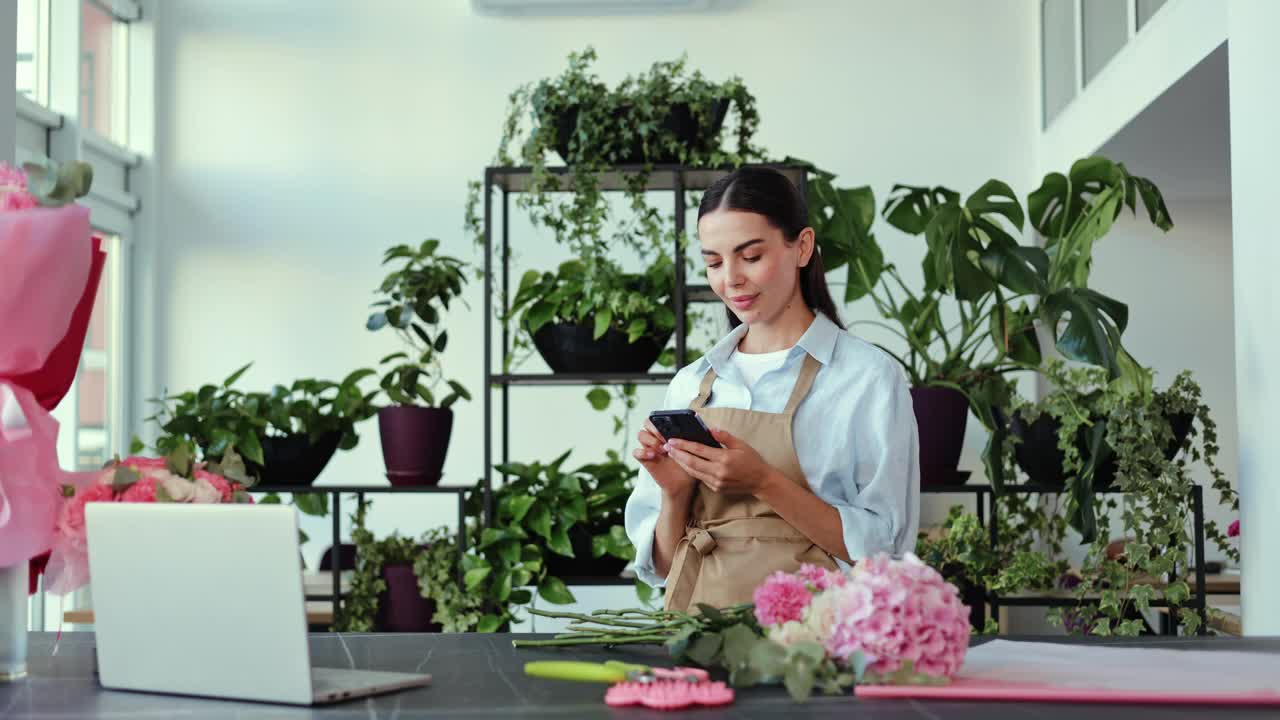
[85,503,432,705]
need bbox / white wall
[147,0,1039,576]
[1226,0,1280,636]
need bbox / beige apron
[664,353,838,612]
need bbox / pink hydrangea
[753,570,814,626]
[796,563,846,591]
[820,553,971,680]
[55,483,117,552]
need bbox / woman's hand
[665,428,780,496]
[634,419,697,499]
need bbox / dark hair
[697,167,845,330]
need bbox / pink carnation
[753,571,814,626]
[0,162,38,210]
[118,477,158,503]
[55,483,117,553]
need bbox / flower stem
[512,634,669,648]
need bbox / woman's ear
[796,227,816,268]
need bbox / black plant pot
[532,322,672,375]
[1008,410,1195,489]
[543,525,629,581]
[374,562,442,633]
[378,406,453,486]
[911,386,970,488]
[552,100,731,165]
[244,431,343,487]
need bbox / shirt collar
[699,312,840,373]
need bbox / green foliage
[366,239,471,408]
[459,451,638,630]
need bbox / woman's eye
[706,261,722,270]
[743,255,762,263]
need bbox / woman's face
[698,209,814,326]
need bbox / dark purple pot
[911,386,970,488]
[378,406,453,486]
[374,563,441,633]
[552,100,731,164]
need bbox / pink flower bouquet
[40,453,255,595]
[753,553,972,685]
[0,159,98,574]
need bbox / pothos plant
[366,239,472,409]
[459,450,638,632]
[1005,361,1237,636]
[807,156,1172,489]
[335,501,484,633]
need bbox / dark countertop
[3,632,1280,719]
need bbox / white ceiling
[1097,43,1230,201]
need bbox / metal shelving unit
[922,484,1208,634]
[479,162,811,586]
[249,484,469,619]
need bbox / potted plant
[806,157,1172,489]
[150,365,377,517]
[366,239,471,486]
[336,502,482,633]
[507,256,678,374]
[459,450,637,632]
[467,47,762,263]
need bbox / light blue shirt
[624,311,921,588]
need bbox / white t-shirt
[729,346,792,388]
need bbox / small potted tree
[367,239,470,486]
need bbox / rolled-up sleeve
[625,377,682,588]
[821,359,920,564]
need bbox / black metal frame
[480,163,812,530]
[922,484,1209,635]
[250,485,469,621]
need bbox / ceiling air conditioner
[471,0,719,16]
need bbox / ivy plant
[366,238,472,408]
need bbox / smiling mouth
[730,294,758,309]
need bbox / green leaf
[434,330,449,352]
[686,632,723,667]
[537,576,575,604]
[585,387,611,411]
[882,184,959,235]
[591,534,609,559]
[748,638,787,680]
[293,493,328,517]
[547,524,574,558]
[366,312,388,331]
[1166,580,1191,606]
[526,502,553,540]
[239,432,265,467]
[129,435,146,454]
[223,362,252,388]
[626,318,647,343]
[695,604,725,623]
[525,301,556,334]
[966,179,1025,231]
[635,579,655,606]
[464,567,492,590]
[592,309,613,339]
[507,495,536,522]
[783,661,817,702]
[509,589,534,605]
[477,614,503,633]
[720,624,759,669]
[1041,288,1130,378]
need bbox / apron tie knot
[690,528,717,556]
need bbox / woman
[623,166,920,612]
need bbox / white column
[1227,0,1280,636]
[1,0,16,163]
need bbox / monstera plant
[807,157,1171,489]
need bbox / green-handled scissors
[524,660,708,684]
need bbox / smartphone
[648,409,722,448]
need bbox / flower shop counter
[4,632,1280,719]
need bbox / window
[1081,0,1129,86]
[80,0,129,143]
[1041,0,1077,127]
[1136,0,1166,30]
[16,0,49,105]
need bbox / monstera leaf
[1039,288,1130,379]
[806,167,882,301]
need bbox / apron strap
[664,518,814,612]
[782,353,823,417]
[690,367,717,410]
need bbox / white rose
[191,477,223,504]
